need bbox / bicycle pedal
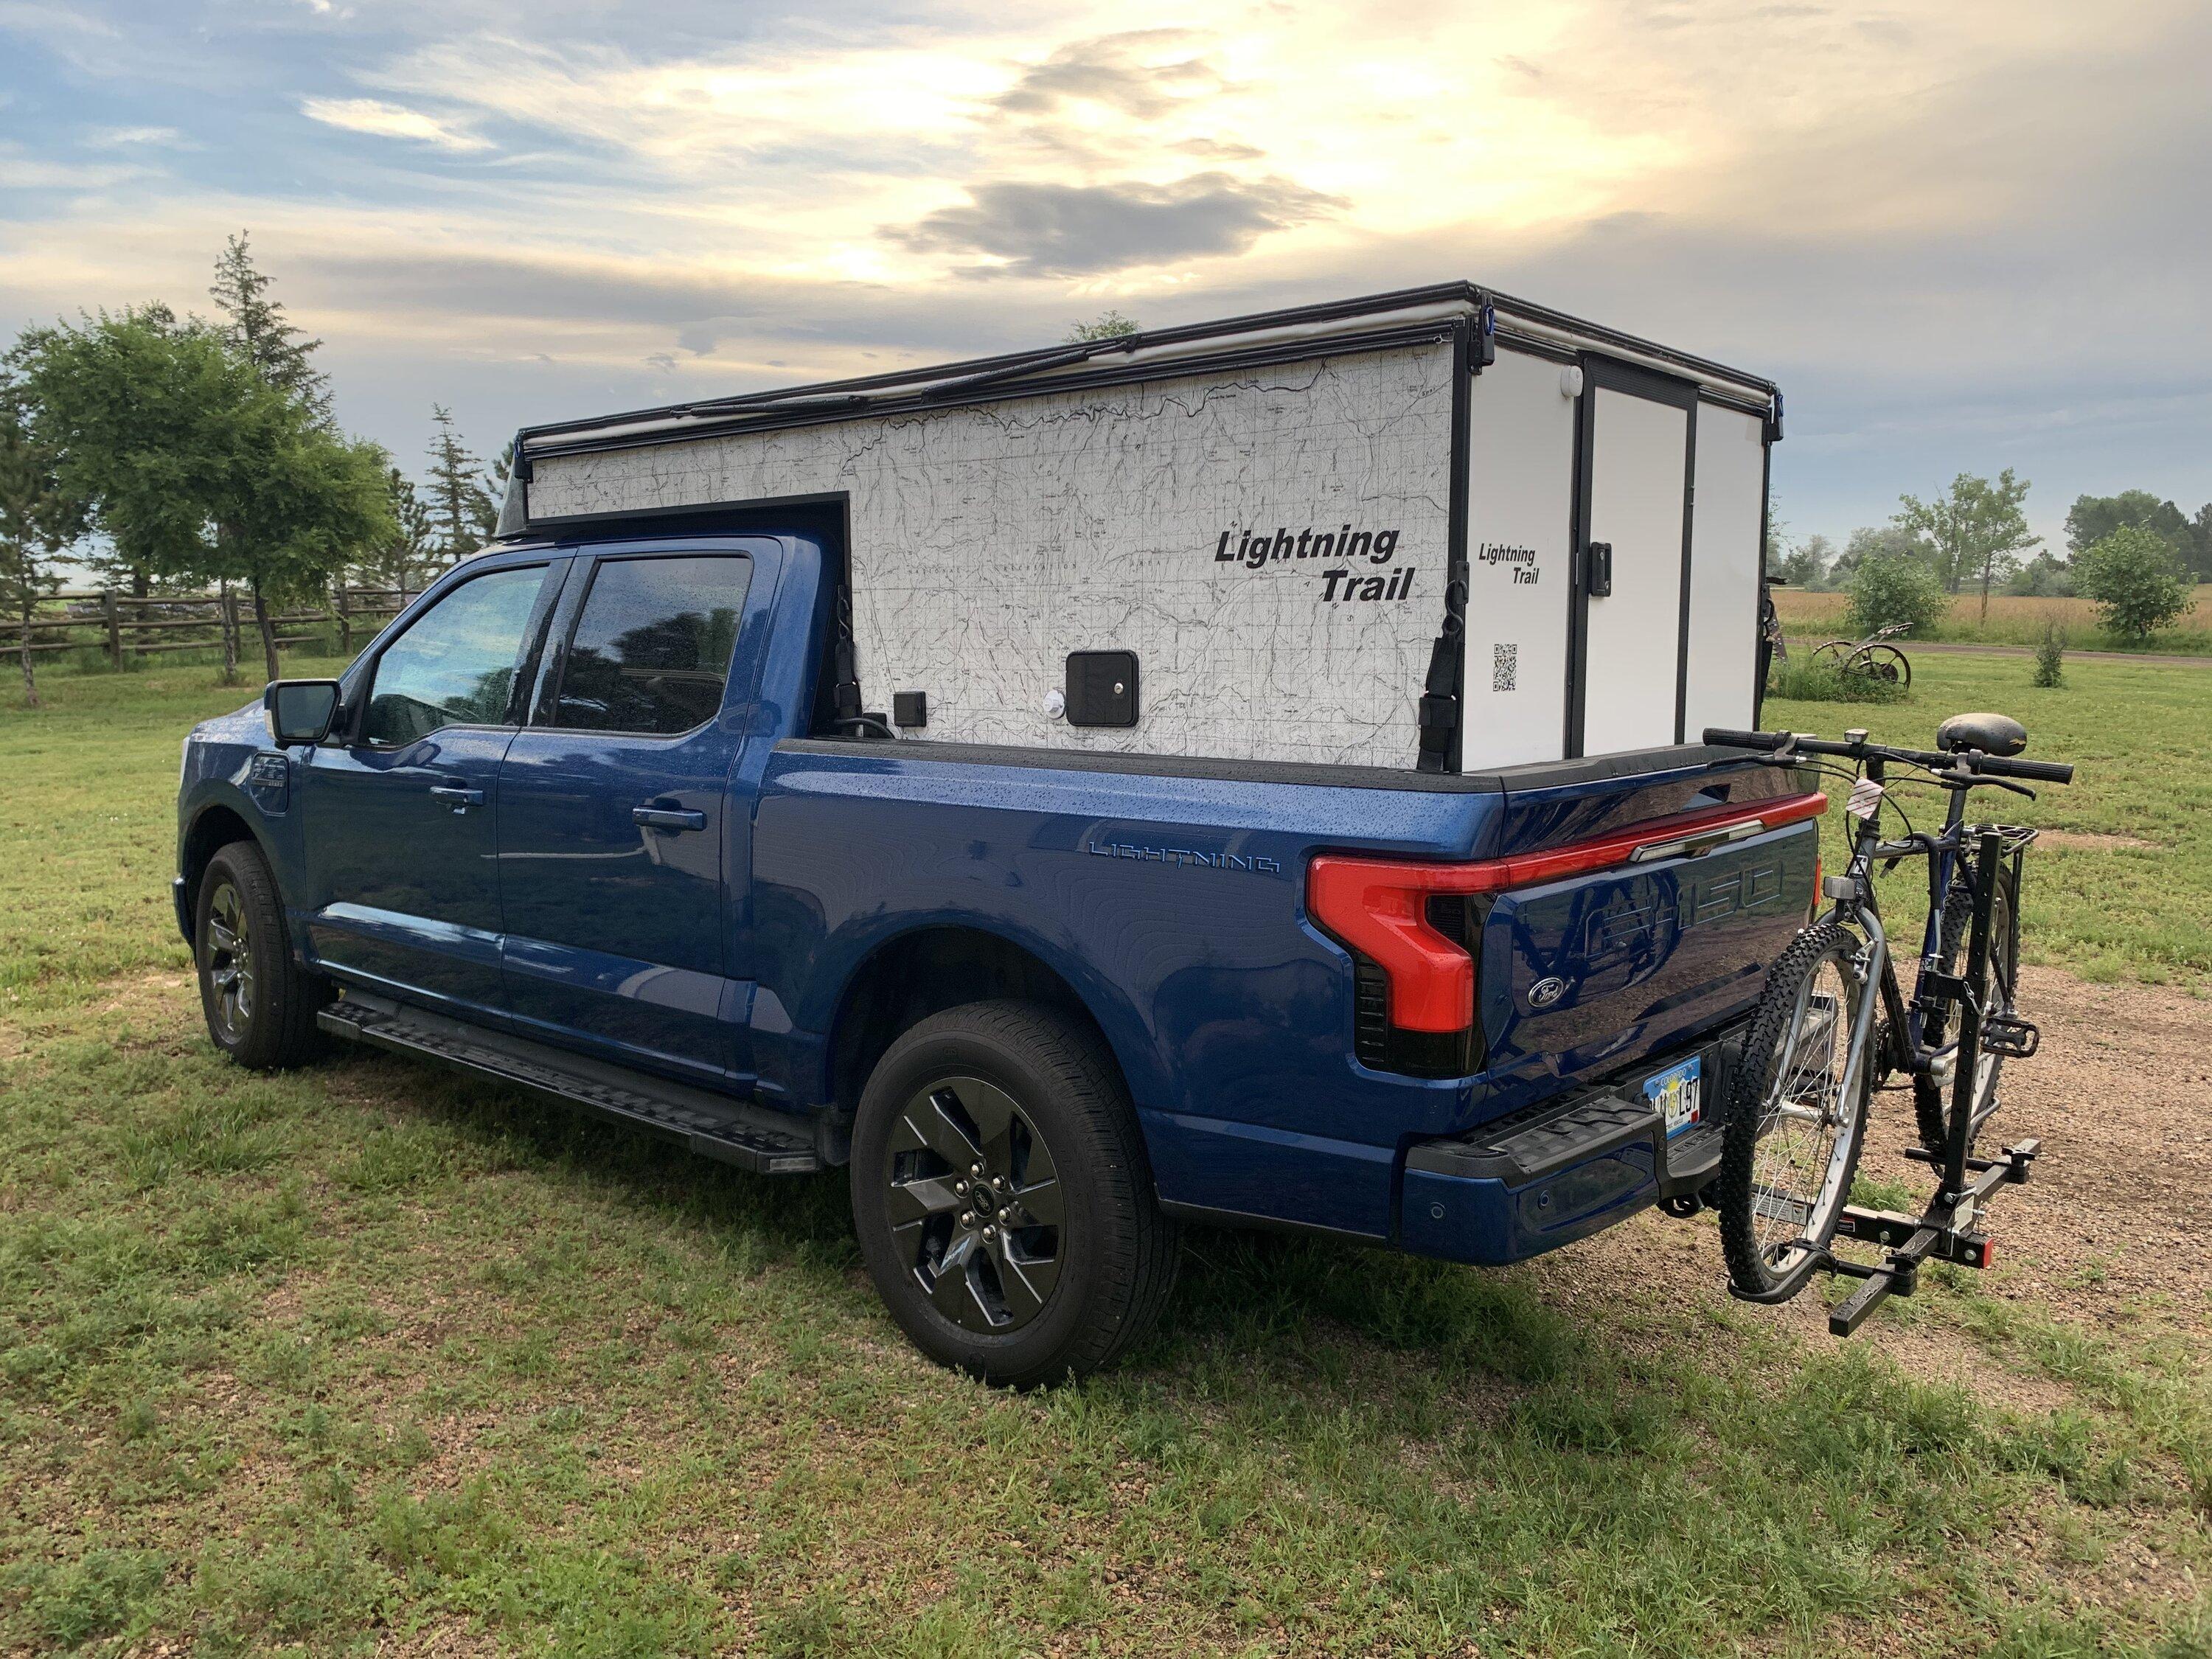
[1983,1015,2039,1058]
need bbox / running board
[319,994,830,1175]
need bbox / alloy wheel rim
[885,1074,1065,1334]
[204,881,255,1042]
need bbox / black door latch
[1586,541,1614,597]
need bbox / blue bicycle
[1700,714,2074,1332]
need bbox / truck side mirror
[264,679,341,746]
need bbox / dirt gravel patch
[2034,830,2161,852]
[1536,964,2211,1403]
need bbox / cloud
[0,147,147,189]
[83,125,189,148]
[992,30,1226,119]
[299,97,488,152]
[886,172,1344,276]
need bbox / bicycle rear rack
[1818,1138,2039,1335]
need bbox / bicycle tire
[1912,859,2018,1155]
[1719,920,1874,1302]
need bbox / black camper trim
[518,280,1777,465]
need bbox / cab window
[550,554,753,735]
[360,566,547,746]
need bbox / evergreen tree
[0,354,86,706]
[473,437,515,543]
[209,231,330,423]
[425,406,487,566]
[355,466,436,597]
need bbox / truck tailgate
[1478,815,1819,1084]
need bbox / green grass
[1767,650,2212,988]
[2,656,2210,1654]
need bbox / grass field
[1772,586,2212,654]
[3,658,2209,1655]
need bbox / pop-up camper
[500,282,1779,773]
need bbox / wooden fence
[0,584,433,669]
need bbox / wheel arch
[179,797,271,926]
[824,924,1156,1126]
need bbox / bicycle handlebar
[1701,726,2074,785]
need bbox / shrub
[2073,524,2194,641]
[1767,655,1908,704]
[2032,621,2065,688]
[1846,553,1947,638]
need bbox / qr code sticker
[1492,642,1517,692]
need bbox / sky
[2,0,2208,556]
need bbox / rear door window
[550,554,754,734]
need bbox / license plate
[1646,1054,1703,1138]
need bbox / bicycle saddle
[1935,711,2027,756]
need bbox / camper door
[1571,359,1698,757]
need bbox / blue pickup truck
[176,526,1826,1384]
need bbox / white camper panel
[1682,402,1766,737]
[1460,349,1576,765]
[529,344,1456,768]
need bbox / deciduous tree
[0,356,86,706]
[2074,525,2194,642]
[24,307,392,681]
[1893,470,2039,616]
[2063,490,2188,559]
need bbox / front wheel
[850,1001,1180,1386]
[1718,921,1874,1302]
[195,840,327,1070]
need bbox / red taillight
[1307,791,1828,1034]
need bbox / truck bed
[745,734,1820,1240]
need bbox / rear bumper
[1397,1022,1747,1266]
[172,875,194,947]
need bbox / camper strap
[1416,635,1459,773]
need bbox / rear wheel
[850,1001,1179,1386]
[1913,860,2018,1155]
[1719,921,1874,1302]
[194,840,327,1070]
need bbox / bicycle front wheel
[1719,921,1874,1302]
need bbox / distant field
[1773,585,2212,653]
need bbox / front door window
[361,567,549,746]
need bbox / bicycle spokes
[1747,967,1857,1271]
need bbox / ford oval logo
[1528,975,1569,1009]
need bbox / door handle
[1585,541,1614,598]
[428,784,486,807]
[633,805,707,832]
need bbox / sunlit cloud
[299,95,488,152]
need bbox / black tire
[1719,920,1874,1302]
[194,840,326,1070]
[850,1000,1179,1387]
[1912,860,2018,1155]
